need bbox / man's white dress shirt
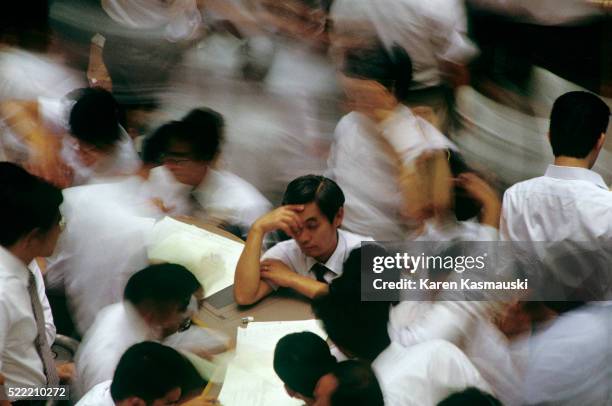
[261,229,370,286]
[327,106,455,240]
[191,168,272,235]
[501,165,612,242]
[0,247,46,390]
[75,380,114,406]
[372,340,492,406]
[331,0,478,88]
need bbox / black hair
[172,107,224,162]
[123,263,201,313]
[342,40,413,102]
[282,175,345,223]
[312,248,391,361]
[110,342,207,403]
[549,91,610,158]
[141,121,179,165]
[437,387,501,406]
[0,162,63,247]
[0,0,50,52]
[274,332,337,398]
[329,361,384,406]
[69,87,122,150]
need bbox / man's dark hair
[110,342,207,403]
[282,175,345,223]
[0,162,63,247]
[142,121,181,165]
[549,91,610,158]
[329,361,384,406]
[343,41,413,102]
[274,332,337,398]
[69,87,122,150]
[171,107,224,162]
[124,263,201,313]
[312,248,391,361]
[437,387,501,406]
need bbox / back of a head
[549,91,610,158]
[0,162,63,247]
[69,87,122,149]
[437,387,501,406]
[178,107,224,162]
[124,263,201,312]
[110,342,206,404]
[329,360,384,406]
[282,175,345,223]
[274,332,337,398]
[342,40,413,102]
[313,248,391,361]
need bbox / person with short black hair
[273,332,337,404]
[437,387,501,406]
[312,248,492,406]
[64,87,140,185]
[0,162,64,400]
[312,360,384,406]
[234,175,371,305]
[76,341,209,406]
[501,91,612,243]
[75,263,217,397]
[157,108,271,237]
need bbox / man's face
[293,202,341,262]
[312,373,338,406]
[149,296,198,339]
[162,140,208,187]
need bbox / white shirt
[45,179,157,335]
[75,380,114,406]
[261,229,370,285]
[372,340,492,406]
[75,301,225,400]
[0,247,46,391]
[75,302,157,398]
[62,128,141,186]
[328,106,455,240]
[388,302,523,406]
[191,169,272,234]
[501,165,612,242]
[331,0,478,88]
[416,218,499,241]
[515,303,612,405]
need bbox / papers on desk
[219,320,326,406]
[147,217,244,298]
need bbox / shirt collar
[305,230,346,275]
[544,165,608,190]
[0,245,30,281]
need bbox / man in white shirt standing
[0,163,64,399]
[501,91,611,301]
[501,91,611,242]
[158,108,272,238]
[234,175,370,305]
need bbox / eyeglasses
[177,317,193,332]
[160,153,197,166]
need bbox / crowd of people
[0,0,611,405]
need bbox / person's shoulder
[339,229,374,247]
[75,380,113,406]
[209,170,270,204]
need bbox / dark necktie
[311,263,331,283]
[27,273,59,386]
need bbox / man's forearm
[234,227,266,304]
[287,274,329,299]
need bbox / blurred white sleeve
[29,260,57,345]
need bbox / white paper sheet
[219,320,327,406]
[147,217,244,298]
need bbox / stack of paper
[219,320,327,406]
[148,217,244,298]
